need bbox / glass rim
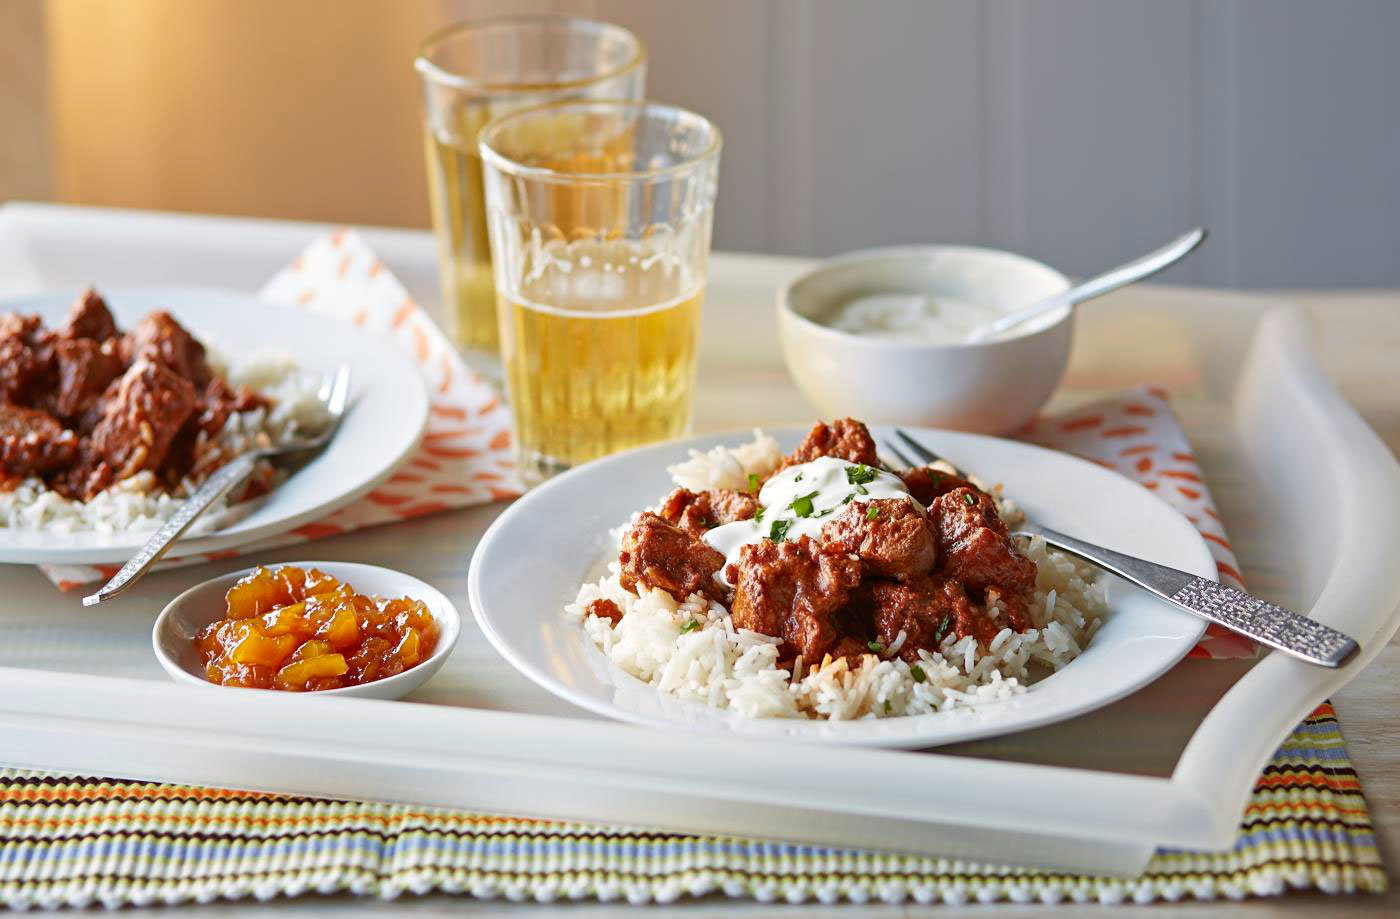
[414,14,645,94]
[478,99,723,184]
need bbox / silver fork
[82,366,353,607]
[885,429,1359,668]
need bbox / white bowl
[777,246,1073,434]
[153,561,460,700]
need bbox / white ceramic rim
[777,244,1073,352]
[152,560,462,698]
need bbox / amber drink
[415,17,644,376]
[480,101,721,483]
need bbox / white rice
[666,429,784,492]
[570,432,1107,720]
[0,346,328,535]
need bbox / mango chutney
[194,565,439,691]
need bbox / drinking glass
[479,100,722,484]
[415,16,645,377]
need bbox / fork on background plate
[885,429,1359,668]
[82,366,353,607]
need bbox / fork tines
[881,442,915,471]
[883,429,945,472]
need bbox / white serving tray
[0,203,1397,877]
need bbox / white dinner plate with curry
[0,287,427,564]
[470,425,1215,749]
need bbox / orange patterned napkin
[41,229,523,590]
[1021,386,1256,659]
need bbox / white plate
[0,286,428,564]
[470,426,1215,749]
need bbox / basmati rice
[570,432,1107,720]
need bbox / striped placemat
[0,703,1383,909]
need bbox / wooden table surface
[72,275,1400,916]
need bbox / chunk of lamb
[828,635,878,668]
[53,338,125,422]
[90,359,198,479]
[192,376,270,438]
[0,403,78,478]
[930,486,1036,596]
[60,455,115,502]
[59,288,119,342]
[0,314,56,405]
[618,512,726,603]
[125,311,211,385]
[585,598,625,628]
[785,418,879,468]
[657,487,757,537]
[899,467,983,506]
[820,497,936,580]
[728,535,862,666]
[854,573,988,661]
[985,584,1035,634]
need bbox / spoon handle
[976,227,1206,341]
[1020,522,1359,668]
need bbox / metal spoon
[966,227,1207,343]
[82,366,353,606]
[884,429,1360,668]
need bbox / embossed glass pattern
[480,101,721,483]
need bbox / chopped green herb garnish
[769,518,792,542]
[680,619,700,634]
[910,665,927,683]
[854,483,868,495]
[754,505,765,523]
[933,613,953,643]
[790,490,819,518]
[883,699,893,714]
[841,493,856,505]
[963,492,977,506]
[794,472,803,482]
[846,464,878,486]
[867,640,884,653]
[865,504,880,521]
[747,473,760,493]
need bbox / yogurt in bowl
[828,292,1006,345]
[777,246,1073,435]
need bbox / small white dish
[469,425,1215,749]
[0,286,428,564]
[777,246,1072,435]
[153,561,460,700]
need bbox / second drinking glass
[416,16,645,377]
[479,101,722,484]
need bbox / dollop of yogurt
[827,292,1003,344]
[702,456,919,585]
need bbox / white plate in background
[0,287,427,564]
[470,425,1215,749]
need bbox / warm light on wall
[43,0,443,226]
